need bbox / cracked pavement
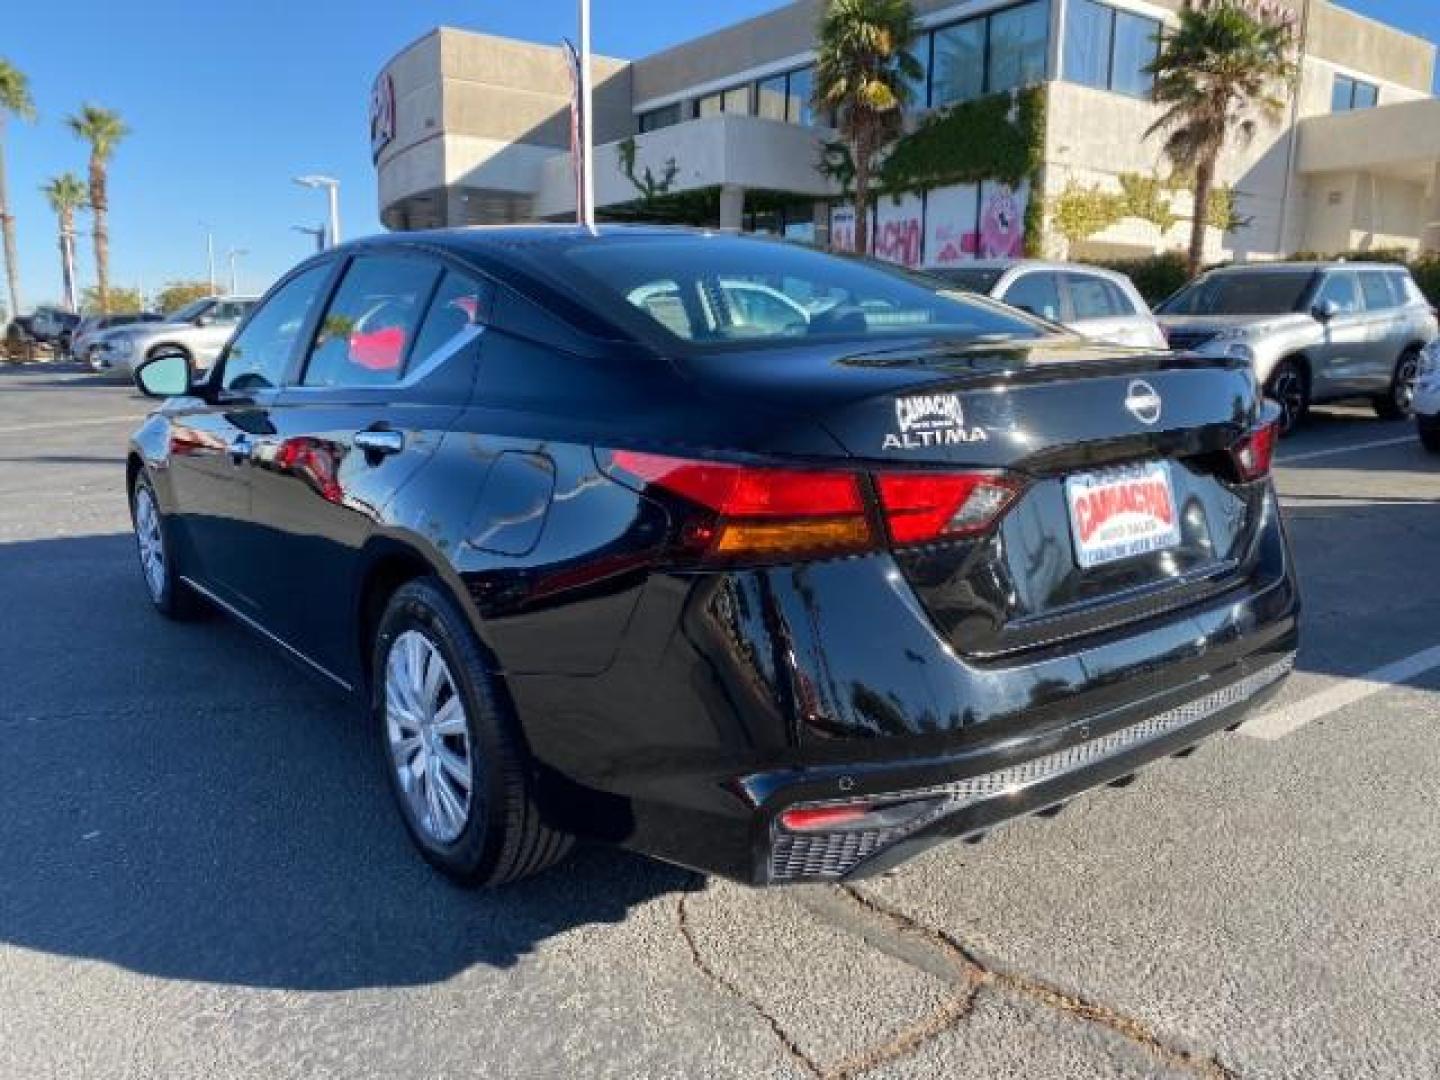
[2,365,1439,1078]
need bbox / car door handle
[353,429,404,457]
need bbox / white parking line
[1275,435,1415,465]
[1241,643,1440,741]
[0,414,141,437]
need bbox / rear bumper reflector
[768,653,1296,882]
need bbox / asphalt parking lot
[2,361,1438,1079]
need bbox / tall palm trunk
[58,207,76,312]
[1187,154,1219,277]
[89,159,109,312]
[0,136,20,320]
[852,127,872,255]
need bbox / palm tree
[66,104,129,313]
[41,173,87,312]
[814,0,921,256]
[1145,3,1295,276]
[0,59,37,323]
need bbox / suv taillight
[602,450,1022,562]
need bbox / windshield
[1159,271,1316,316]
[167,299,212,322]
[551,236,1051,350]
[929,267,1006,294]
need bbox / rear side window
[222,265,330,392]
[1064,273,1131,319]
[1315,272,1361,314]
[408,271,490,365]
[1358,272,1396,311]
[1002,273,1064,322]
[303,256,441,387]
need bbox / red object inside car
[350,326,406,371]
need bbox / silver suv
[92,296,257,376]
[1157,263,1437,434]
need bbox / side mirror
[1312,299,1339,322]
[134,352,195,399]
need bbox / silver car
[928,260,1167,349]
[92,296,257,375]
[1157,263,1437,435]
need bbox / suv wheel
[1373,349,1420,421]
[1265,360,1309,436]
[372,578,572,886]
[129,474,204,619]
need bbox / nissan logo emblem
[1125,379,1162,425]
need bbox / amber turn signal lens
[714,516,873,556]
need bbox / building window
[1332,74,1379,112]
[1064,0,1160,99]
[927,1,1049,110]
[638,103,681,133]
[695,84,752,119]
[751,66,819,126]
[756,74,788,120]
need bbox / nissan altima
[127,227,1299,887]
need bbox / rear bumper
[509,487,1300,885]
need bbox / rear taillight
[875,472,1022,545]
[1230,421,1277,482]
[605,450,874,560]
[602,450,1022,562]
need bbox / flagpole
[579,0,595,230]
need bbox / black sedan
[127,227,1299,886]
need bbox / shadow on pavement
[0,533,690,992]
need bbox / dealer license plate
[1064,462,1181,569]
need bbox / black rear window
[544,235,1050,351]
[1159,271,1316,315]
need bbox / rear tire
[1419,415,1440,455]
[372,578,572,887]
[128,473,205,620]
[1372,349,1420,421]
[1265,359,1309,437]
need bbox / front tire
[1265,359,1309,437]
[372,578,572,887]
[129,473,204,619]
[1373,349,1420,421]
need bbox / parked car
[28,306,80,350]
[1414,338,1440,453]
[93,295,256,374]
[1156,262,1438,435]
[127,227,1298,887]
[74,312,164,365]
[927,260,1167,349]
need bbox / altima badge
[883,392,988,450]
[1124,380,1162,425]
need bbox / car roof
[1206,261,1405,273]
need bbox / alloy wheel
[1393,355,1419,416]
[1270,369,1305,434]
[134,486,167,602]
[384,630,474,845]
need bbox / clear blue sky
[4,0,1437,311]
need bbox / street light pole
[293,175,341,247]
[291,224,326,253]
[226,248,247,295]
[201,222,217,294]
[579,0,595,230]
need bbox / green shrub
[1091,252,1191,305]
[1411,255,1440,307]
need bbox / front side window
[171,299,213,323]
[221,265,330,392]
[212,300,252,324]
[556,236,1052,351]
[1003,272,1064,322]
[302,256,441,388]
[1315,272,1361,314]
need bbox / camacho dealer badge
[883,393,988,450]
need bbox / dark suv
[128,228,1300,887]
